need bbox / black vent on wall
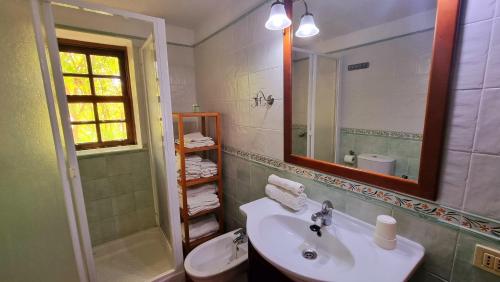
[347,62,370,71]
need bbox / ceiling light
[295,13,319,38]
[265,1,292,31]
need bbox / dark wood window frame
[283,0,461,200]
[58,38,136,150]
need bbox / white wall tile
[445,89,481,151]
[484,19,500,88]
[236,74,250,100]
[474,88,500,154]
[250,100,283,130]
[250,128,284,160]
[437,150,471,209]
[464,153,500,220]
[452,20,492,90]
[247,37,283,73]
[249,67,284,100]
[461,0,497,24]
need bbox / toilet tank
[357,154,395,175]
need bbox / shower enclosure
[292,48,340,163]
[31,1,182,281]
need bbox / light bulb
[265,1,292,31]
[295,13,319,38]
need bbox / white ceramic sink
[240,198,424,282]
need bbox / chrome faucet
[233,229,247,245]
[309,200,334,237]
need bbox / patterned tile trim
[341,127,423,141]
[222,145,500,240]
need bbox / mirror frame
[283,0,461,200]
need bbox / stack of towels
[176,132,215,148]
[200,160,217,178]
[178,183,220,215]
[176,155,218,180]
[182,215,219,242]
[265,174,307,211]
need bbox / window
[58,39,136,150]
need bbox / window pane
[68,103,95,122]
[72,124,98,144]
[97,103,126,121]
[90,55,120,75]
[94,78,122,96]
[59,52,88,74]
[100,122,127,142]
[63,76,92,96]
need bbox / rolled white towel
[268,174,305,196]
[265,184,307,211]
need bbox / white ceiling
[293,0,437,48]
[83,0,263,29]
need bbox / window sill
[76,144,146,159]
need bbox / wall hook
[252,90,274,108]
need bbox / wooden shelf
[173,112,219,118]
[175,112,224,253]
[178,175,219,187]
[180,206,221,220]
[175,144,219,153]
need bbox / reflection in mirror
[291,0,437,181]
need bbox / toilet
[357,153,396,175]
[184,229,248,282]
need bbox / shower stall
[31,1,182,281]
[292,48,340,163]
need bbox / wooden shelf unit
[173,112,224,252]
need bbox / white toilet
[184,229,248,282]
[357,153,396,175]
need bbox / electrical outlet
[494,257,500,273]
[483,253,494,268]
[474,244,500,277]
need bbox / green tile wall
[78,149,156,246]
[222,152,500,282]
[339,130,422,180]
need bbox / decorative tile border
[222,145,500,240]
[341,127,423,141]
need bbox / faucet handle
[234,228,246,236]
[321,200,334,213]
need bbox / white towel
[265,184,307,211]
[182,215,219,241]
[268,174,305,196]
[185,132,213,142]
[178,183,217,197]
[187,202,220,216]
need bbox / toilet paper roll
[344,155,356,164]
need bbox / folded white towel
[265,184,307,211]
[268,174,305,196]
[182,215,219,241]
[178,183,217,197]
[185,132,212,142]
[186,201,220,215]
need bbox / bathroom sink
[240,198,424,282]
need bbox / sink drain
[302,248,318,260]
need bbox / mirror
[284,0,461,199]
